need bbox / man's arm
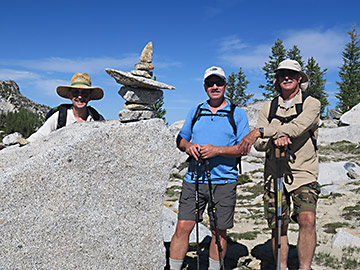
[176,135,201,160]
[27,112,59,142]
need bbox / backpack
[267,92,317,151]
[191,102,237,135]
[45,104,101,129]
[190,102,242,173]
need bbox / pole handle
[275,147,286,158]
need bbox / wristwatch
[259,127,264,138]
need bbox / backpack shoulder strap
[228,103,237,135]
[57,104,72,129]
[191,103,203,131]
[88,106,101,121]
[295,91,309,115]
[268,96,279,123]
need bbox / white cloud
[10,55,139,74]
[30,79,69,96]
[218,27,348,71]
[283,28,347,68]
[219,35,247,52]
[219,43,269,69]
[0,68,41,81]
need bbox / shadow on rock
[251,239,299,270]
[164,236,248,270]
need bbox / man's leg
[291,182,320,270]
[208,227,227,267]
[263,188,291,269]
[207,182,237,269]
[169,220,195,269]
[271,225,289,269]
[297,212,316,270]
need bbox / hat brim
[56,85,104,100]
[275,66,309,83]
[273,71,310,91]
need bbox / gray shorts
[178,180,237,230]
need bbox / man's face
[68,88,91,109]
[204,75,227,101]
[276,69,302,94]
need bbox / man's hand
[273,136,292,149]
[237,129,261,155]
[185,142,201,160]
[199,144,219,159]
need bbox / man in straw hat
[237,59,321,270]
[169,66,249,270]
[27,72,104,142]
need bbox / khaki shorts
[263,182,321,229]
[178,180,237,230]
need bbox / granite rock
[130,69,153,79]
[106,68,175,90]
[339,102,360,126]
[118,86,163,105]
[118,109,155,122]
[0,119,176,269]
[124,102,150,111]
[140,42,153,63]
[135,62,154,71]
[2,132,23,145]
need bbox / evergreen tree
[151,95,167,124]
[259,38,287,99]
[225,67,253,106]
[150,75,167,124]
[336,24,360,112]
[304,57,329,117]
[287,45,304,67]
[4,108,43,137]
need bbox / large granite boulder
[0,119,176,269]
[241,101,267,130]
[318,125,360,145]
[339,102,360,126]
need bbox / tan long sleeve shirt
[254,90,321,192]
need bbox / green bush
[4,108,43,138]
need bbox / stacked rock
[106,42,175,122]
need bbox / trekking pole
[194,159,200,270]
[275,147,285,270]
[204,159,225,270]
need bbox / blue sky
[0,0,359,125]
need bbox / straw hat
[56,73,104,100]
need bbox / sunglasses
[277,70,299,78]
[70,89,91,98]
[205,80,226,87]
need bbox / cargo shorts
[178,180,237,230]
[263,181,321,229]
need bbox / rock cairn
[106,42,175,122]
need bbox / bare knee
[174,220,195,238]
[298,212,316,229]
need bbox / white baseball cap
[203,66,226,81]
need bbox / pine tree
[287,45,304,67]
[304,57,329,117]
[225,67,253,106]
[150,75,167,124]
[259,38,287,99]
[4,108,43,137]
[336,24,360,112]
[151,95,167,124]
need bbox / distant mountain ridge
[0,80,50,119]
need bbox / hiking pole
[194,159,200,270]
[275,147,285,270]
[204,159,225,270]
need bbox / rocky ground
[164,140,360,270]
